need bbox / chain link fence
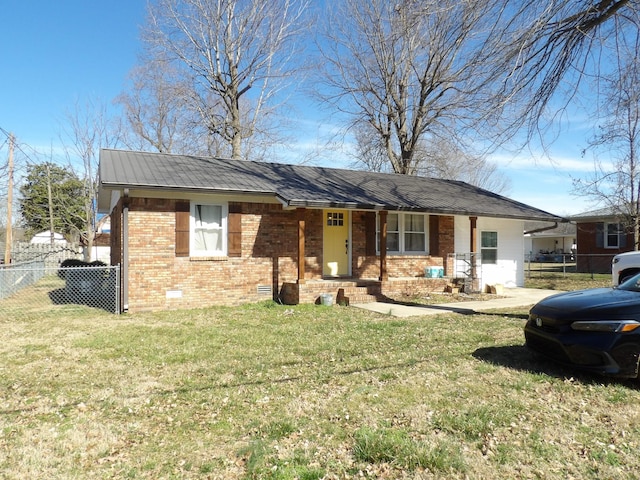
[0,261,120,318]
[525,253,614,279]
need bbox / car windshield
[617,273,640,292]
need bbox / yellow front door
[323,210,350,276]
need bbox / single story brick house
[97,149,564,312]
[571,207,634,273]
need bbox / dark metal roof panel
[98,149,564,221]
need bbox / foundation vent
[257,285,273,296]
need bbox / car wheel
[611,342,640,379]
[620,272,639,284]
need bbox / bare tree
[573,18,640,248]
[116,55,199,154]
[143,0,309,159]
[417,139,512,194]
[60,98,122,260]
[351,123,511,193]
[317,0,503,175]
[485,0,637,144]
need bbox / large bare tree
[573,15,640,248]
[116,55,198,154]
[351,122,511,193]
[318,0,638,176]
[317,0,503,175]
[60,98,122,260]
[142,0,309,159]
[485,0,637,144]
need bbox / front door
[323,209,350,276]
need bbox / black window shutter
[595,223,604,248]
[365,212,377,256]
[175,201,190,257]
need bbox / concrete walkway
[352,288,561,318]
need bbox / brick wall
[352,213,454,278]
[116,198,458,312]
[576,221,634,273]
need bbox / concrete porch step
[341,294,379,304]
[335,285,381,305]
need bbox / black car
[524,275,640,379]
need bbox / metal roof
[98,149,565,221]
[570,206,628,221]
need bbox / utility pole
[4,133,14,265]
[46,163,55,245]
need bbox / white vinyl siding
[454,216,524,288]
[481,231,498,264]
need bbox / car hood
[531,287,640,320]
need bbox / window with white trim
[481,231,497,264]
[605,222,623,248]
[404,214,426,252]
[377,212,428,254]
[191,202,227,256]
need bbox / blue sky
[0,1,601,217]
[0,1,145,145]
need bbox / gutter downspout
[122,189,129,312]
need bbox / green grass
[525,272,611,291]
[1,275,640,478]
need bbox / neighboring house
[571,207,634,273]
[86,216,111,263]
[30,230,67,245]
[524,221,576,262]
[97,149,564,312]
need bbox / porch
[280,277,450,306]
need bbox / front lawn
[2,298,639,479]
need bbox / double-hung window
[377,212,428,254]
[605,222,623,248]
[404,214,426,252]
[191,202,227,256]
[386,213,400,252]
[481,231,498,264]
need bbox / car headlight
[613,257,620,264]
[571,320,640,333]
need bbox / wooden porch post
[379,210,388,281]
[469,216,478,284]
[297,208,306,284]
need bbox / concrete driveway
[352,288,561,318]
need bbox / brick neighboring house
[97,149,564,312]
[571,207,634,273]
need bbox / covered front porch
[279,208,481,305]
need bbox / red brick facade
[576,221,634,273]
[110,197,456,312]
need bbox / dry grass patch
[1,282,640,478]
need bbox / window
[377,212,428,254]
[326,211,344,226]
[481,231,497,264]
[386,213,400,252]
[605,222,623,248]
[404,214,426,252]
[191,202,227,256]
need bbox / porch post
[297,208,306,284]
[379,210,388,281]
[469,216,477,285]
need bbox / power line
[0,126,44,166]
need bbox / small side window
[481,231,497,264]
